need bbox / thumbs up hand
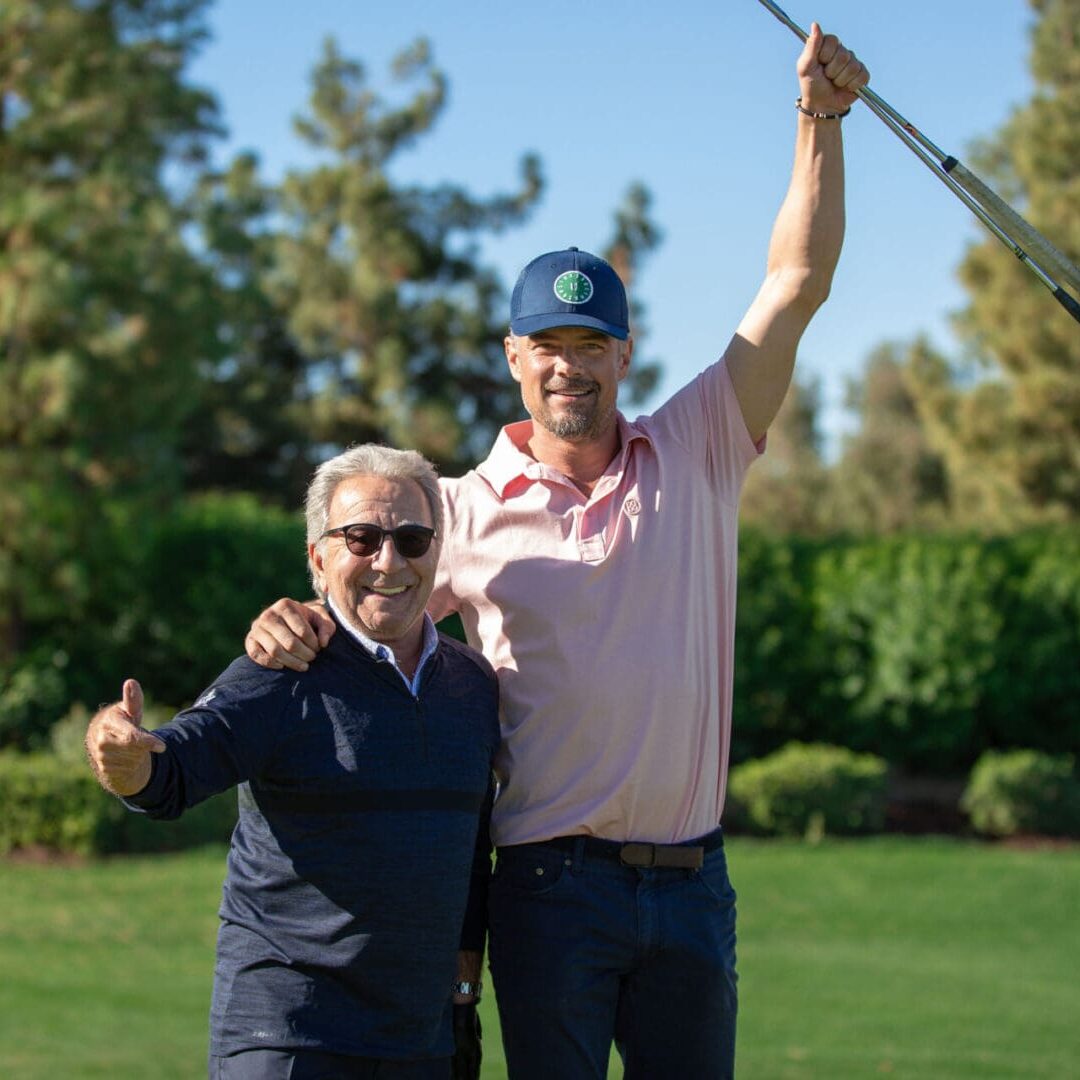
[84,679,166,797]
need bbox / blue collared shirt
[327,596,439,696]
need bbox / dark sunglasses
[320,522,436,559]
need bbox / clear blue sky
[188,0,1036,456]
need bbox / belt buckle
[619,842,655,868]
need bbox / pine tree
[908,0,1080,525]
[739,375,830,534]
[181,151,316,499]
[0,0,221,744]
[602,182,663,406]
[827,341,951,534]
[265,37,544,477]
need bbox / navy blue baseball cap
[510,247,629,340]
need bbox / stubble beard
[532,389,615,443]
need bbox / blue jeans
[488,829,738,1079]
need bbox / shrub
[727,742,889,838]
[732,530,826,763]
[813,536,1002,770]
[0,752,237,856]
[0,649,70,751]
[2,492,309,752]
[961,750,1080,838]
[96,492,311,711]
[980,530,1080,757]
[0,753,110,855]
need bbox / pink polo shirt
[429,357,762,846]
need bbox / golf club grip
[947,162,1080,296]
[1052,286,1080,324]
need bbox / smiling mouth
[546,384,596,398]
[367,584,409,597]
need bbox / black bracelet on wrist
[795,97,851,120]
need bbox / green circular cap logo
[553,270,594,305]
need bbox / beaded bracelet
[795,97,851,120]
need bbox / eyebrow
[328,517,431,530]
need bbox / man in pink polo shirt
[245,23,867,1079]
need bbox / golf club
[755,0,1080,325]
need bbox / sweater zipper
[414,694,428,763]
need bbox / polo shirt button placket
[577,509,605,564]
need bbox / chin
[543,411,597,440]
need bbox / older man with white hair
[85,444,500,1080]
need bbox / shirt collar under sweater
[326,597,438,696]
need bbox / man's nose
[370,535,406,572]
[554,350,586,375]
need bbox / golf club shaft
[860,95,1080,320]
[754,0,1080,323]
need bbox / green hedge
[0,752,237,856]
[726,742,889,838]
[961,750,1080,838]
[1,493,311,750]
[734,527,1079,771]
[4,498,1078,776]
[96,492,313,713]
[731,532,824,762]
[811,536,1002,768]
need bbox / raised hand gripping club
[756,0,1080,325]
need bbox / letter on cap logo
[553,271,593,305]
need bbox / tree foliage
[182,40,666,503]
[181,151,315,498]
[907,0,1080,525]
[740,374,830,534]
[602,181,663,406]
[826,341,950,533]
[0,2,667,745]
[261,37,544,479]
[0,0,221,734]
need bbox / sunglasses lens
[344,525,383,557]
[339,524,433,558]
[394,527,434,558]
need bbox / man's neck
[524,422,621,497]
[328,598,427,681]
[393,638,423,681]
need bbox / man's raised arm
[726,21,868,443]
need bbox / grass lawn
[1,837,1077,1078]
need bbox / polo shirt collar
[476,413,653,498]
[327,597,439,681]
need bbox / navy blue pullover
[126,623,499,1060]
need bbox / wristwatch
[452,980,483,1000]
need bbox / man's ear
[307,543,327,595]
[616,336,634,382]
[504,334,523,384]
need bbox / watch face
[553,270,594,305]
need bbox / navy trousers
[210,1050,450,1079]
[488,828,738,1079]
